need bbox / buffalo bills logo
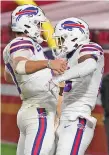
[61,21,85,33]
[77,123,85,130]
[16,7,38,21]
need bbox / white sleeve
[11,49,33,59]
[10,39,35,59]
[79,43,104,61]
[52,58,97,84]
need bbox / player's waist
[18,77,52,99]
[17,71,52,85]
[20,90,45,100]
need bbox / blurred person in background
[3,4,67,155]
[48,17,104,155]
[101,73,109,154]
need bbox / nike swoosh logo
[64,125,71,128]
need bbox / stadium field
[1,143,17,155]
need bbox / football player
[51,17,104,155]
[3,5,67,155]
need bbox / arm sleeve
[79,43,104,61]
[11,49,33,59]
[52,58,97,84]
[10,39,35,59]
[52,43,102,84]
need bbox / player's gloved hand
[44,79,59,99]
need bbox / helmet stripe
[16,10,37,16]
[64,23,85,28]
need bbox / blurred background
[1,1,109,155]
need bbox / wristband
[15,60,27,74]
[47,60,52,69]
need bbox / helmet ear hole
[71,38,77,42]
[24,25,31,28]
[63,34,67,39]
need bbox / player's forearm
[25,60,48,74]
[14,59,48,75]
[13,57,67,75]
[53,58,97,84]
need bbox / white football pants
[55,117,96,155]
[17,106,56,155]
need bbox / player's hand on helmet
[48,59,67,74]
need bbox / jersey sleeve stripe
[10,43,34,50]
[10,45,34,54]
[80,48,98,53]
[82,44,103,53]
[10,40,33,48]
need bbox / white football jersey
[62,42,104,118]
[3,37,53,101]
